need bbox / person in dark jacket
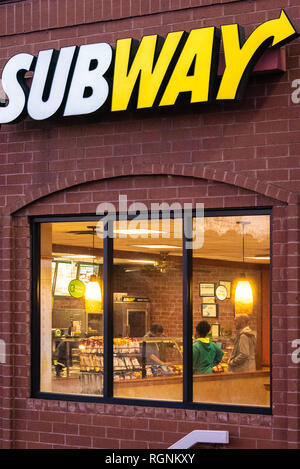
[228,315,256,372]
[193,321,224,374]
[53,340,67,377]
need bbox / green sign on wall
[68,279,86,298]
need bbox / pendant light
[235,221,253,315]
[85,226,102,313]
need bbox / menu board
[52,261,100,296]
[78,264,100,285]
[54,262,78,296]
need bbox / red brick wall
[0,0,300,449]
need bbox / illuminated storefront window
[33,210,271,411]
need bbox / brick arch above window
[5,163,298,216]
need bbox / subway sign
[0,10,298,124]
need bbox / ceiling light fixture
[245,256,270,260]
[85,226,102,313]
[114,228,167,235]
[133,244,181,249]
[235,221,253,316]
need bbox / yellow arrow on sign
[217,10,299,101]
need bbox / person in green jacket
[193,321,224,374]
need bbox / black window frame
[0,0,23,4]
[30,207,272,415]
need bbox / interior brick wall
[112,259,262,337]
[0,0,299,450]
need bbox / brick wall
[0,0,260,38]
[1,176,296,449]
[0,0,300,449]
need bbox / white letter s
[0,53,35,124]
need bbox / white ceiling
[49,215,270,264]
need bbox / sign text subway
[0,10,298,124]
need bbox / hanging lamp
[85,226,102,313]
[235,221,253,315]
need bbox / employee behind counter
[143,324,165,365]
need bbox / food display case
[78,336,183,395]
[79,337,104,394]
[140,337,183,378]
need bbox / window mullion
[31,220,41,396]
[103,221,113,398]
[182,215,193,403]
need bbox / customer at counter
[228,315,256,372]
[193,321,224,374]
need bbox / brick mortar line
[0,0,244,39]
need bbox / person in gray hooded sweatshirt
[228,314,256,372]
